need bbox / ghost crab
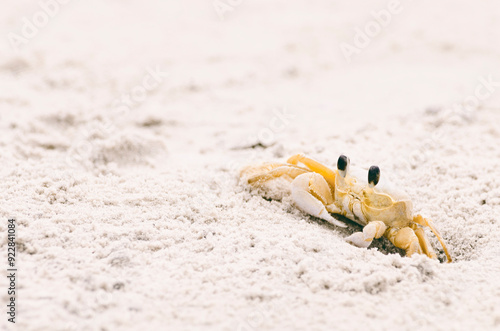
[241,153,452,263]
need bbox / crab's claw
[291,172,347,228]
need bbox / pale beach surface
[1,1,500,330]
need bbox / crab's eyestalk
[368,166,380,188]
[337,155,350,178]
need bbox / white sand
[1,1,500,330]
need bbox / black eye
[337,155,349,172]
[368,166,380,187]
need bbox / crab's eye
[368,166,380,187]
[337,155,350,178]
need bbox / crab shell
[334,166,414,229]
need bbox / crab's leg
[291,173,346,228]
[411,224,438,260]
[413,215,452,263]
[345,221,387,248]
[287,154,337,186]
[385,227,424,258]
[241,163,310,185]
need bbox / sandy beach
[1,1,500,330]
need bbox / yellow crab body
[241,153,452,263]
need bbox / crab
[240,153,452,263]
